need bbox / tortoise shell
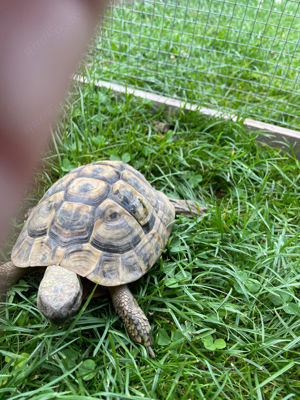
[11,161,175,286]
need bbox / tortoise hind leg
[168,198,207,218]
[109,284,155,358]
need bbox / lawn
[1,80,300,399]
[88,0,300,129]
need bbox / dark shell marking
[65,178,109,206]
[79,164,120,183]
[11,161,175,286]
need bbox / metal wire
[87,0,300,129]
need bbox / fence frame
[74,75,300,158]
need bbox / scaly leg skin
[0,261,33,302]
[0,211,36,302]
[109,284,155,358]
[168,198,207,218]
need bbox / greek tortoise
[0,160,205,358]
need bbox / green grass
[89,0,300,129]
[2,80,300,399]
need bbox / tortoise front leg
[109,285,155,358]
[0,261,33,301]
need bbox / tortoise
[0,160,205,357]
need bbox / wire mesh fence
[86,0,300,129]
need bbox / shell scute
[121,251,144,281]
[156,191,175,233]
[12,235,34,268]
[95,160,125,171]
[28,192,64,239]
[42,173,77,201]
[121,170,159,212]
[78,164,120,183]
[90,199,144,254]
[29,236,65,267]
[134,236,157,271]
[153,210,168,247]
[111,181,156,233]
[61,243,102,277]
[65,177,109,206]
[87,253,122,286]
[123,162,150,185]
[11,219,29,265]
[49,201,95,247]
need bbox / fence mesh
[86,0,300,129]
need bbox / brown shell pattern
[11,161,175,286]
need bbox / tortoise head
[37,265,83,325]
